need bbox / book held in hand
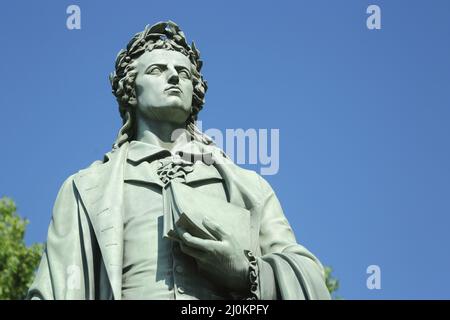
[162,181,251,250]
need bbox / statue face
[134,49,194,124]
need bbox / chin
[139,102,191,123]
[164,95,189,106]
[157,104,190,123]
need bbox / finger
[175,226,188,239]
[179,242,207,261]
[202,217,227,241]
[181,231,216,251]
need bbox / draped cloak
[27,141,331,300]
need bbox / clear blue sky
[1,0,449,299]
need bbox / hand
[179,217,250,293]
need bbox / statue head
[109,21,210,148]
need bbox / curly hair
[109,21,213,148]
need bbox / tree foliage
[325,266,340,298]
[0,197,43,300]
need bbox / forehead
[135,49,191,69]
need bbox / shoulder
[55,144,127,198]
[72,142,130,179]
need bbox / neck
[136,114,190,151]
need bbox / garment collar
[127,139,213,164]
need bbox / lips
[165,86,182,93]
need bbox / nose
[167,66,179,85]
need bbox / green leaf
[0,197,43,300]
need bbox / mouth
[165,86,183,93]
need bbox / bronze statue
[27,21,330,300]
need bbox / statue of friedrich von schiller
[27,21,331,300]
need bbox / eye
[147,66,162,75]
[178,69,191,79]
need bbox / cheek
[184,86,193,105]
[135,78,159,101]
[183,82,194,97]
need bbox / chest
[123,158,228,221]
